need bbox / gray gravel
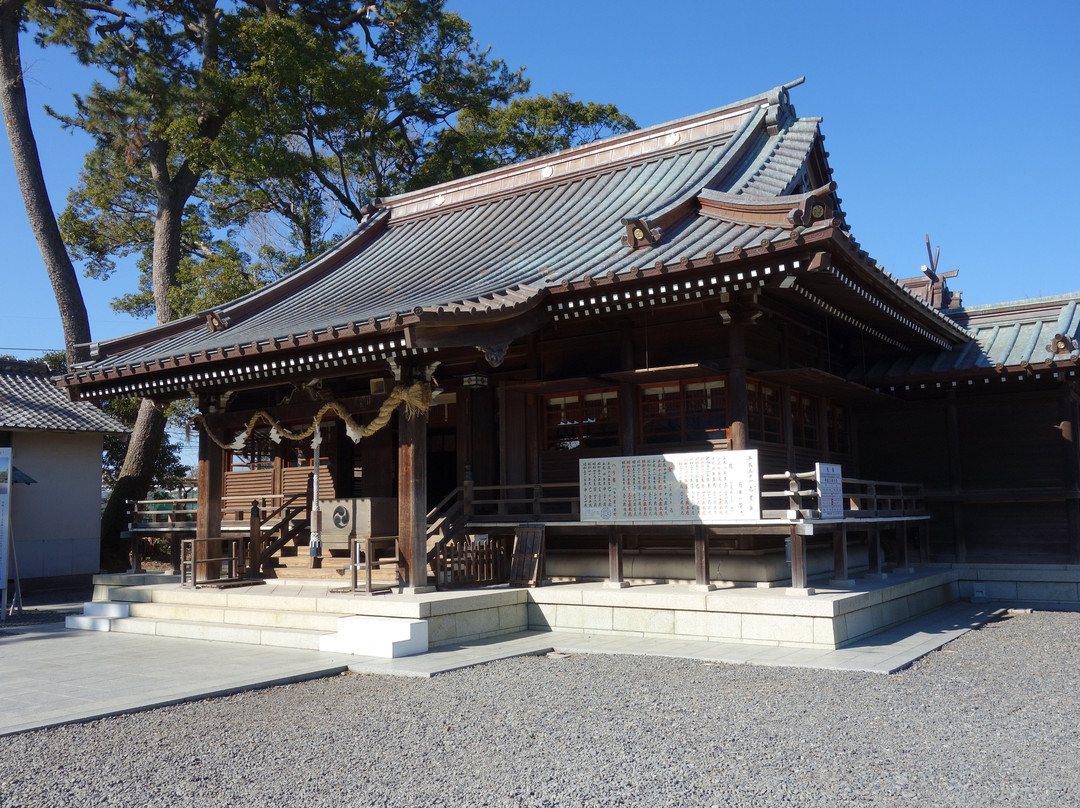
[1,610,1077,807]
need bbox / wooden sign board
[815,462,844,519]
[580,450,760,524]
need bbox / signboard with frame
[815,462,844,520]
[580,450,760,524]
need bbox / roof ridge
[379,83,801,223]
[0,358,50,375]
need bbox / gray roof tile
[0,361,128,433]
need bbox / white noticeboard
[815,462,844,519]
[0,448,10,599]
[579,450,760,524]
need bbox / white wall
[8,431,103,579]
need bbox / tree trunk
[99,399,168,570]
[0,0,91,365]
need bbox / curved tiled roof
[0,361,128,433]
[62,81,971,400]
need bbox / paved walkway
[1,597,1003,737]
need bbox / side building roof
[0,360,128,434]
[855,292,1080,388]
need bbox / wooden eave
[80,212,390,366]
[863,356,1080,395]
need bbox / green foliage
[30,2,636,330]
[100,397,188,493]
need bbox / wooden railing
[760,472,926,521]
[431,534,511,589]
[180,538,244,587]
[125,494,310,577]
[463,480,581,522]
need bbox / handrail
[426,486,463,522]
[180,538,243,587]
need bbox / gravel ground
[1,610,1077,808]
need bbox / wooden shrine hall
[59,80,1080,599]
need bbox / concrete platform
[2,598,1000,737]
[79,566,962,652]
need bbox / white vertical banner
[0,448,11,609]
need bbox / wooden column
[196,422,224,580]
[1060,386,1080,562]
[606,526,626,588]
[693,524,713,589]
[946,393,965,562]
[781,384,795,470]
[619,323,637,456]
[788,526,807,589]
[398,390,430,591]
[832,524,850,584]
[728,318,749,450]
[867,524,884,576]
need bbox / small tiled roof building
[0,359,128,581]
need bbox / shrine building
[58,80,1080,606]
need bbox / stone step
[125,601,343,632]
[64,601,131,632]
[108,615,328,650]
[70,603,428,657]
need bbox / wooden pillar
[398,389,430,591]
[897,522,911,570]
[789,526,807,589]
[946,392,965,562]
[606,526,627,588]
[196,422,224,580]
[832,524,850,584]
[619,323,637,456]
[693,524,713,589]
[1060,386,1080,562]
[728,318,749,450]
[781,384,795,470]
[867,524,884,576]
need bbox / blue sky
[1,0,1077,360]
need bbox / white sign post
[0,448,11,621]
[815,462,844,520]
